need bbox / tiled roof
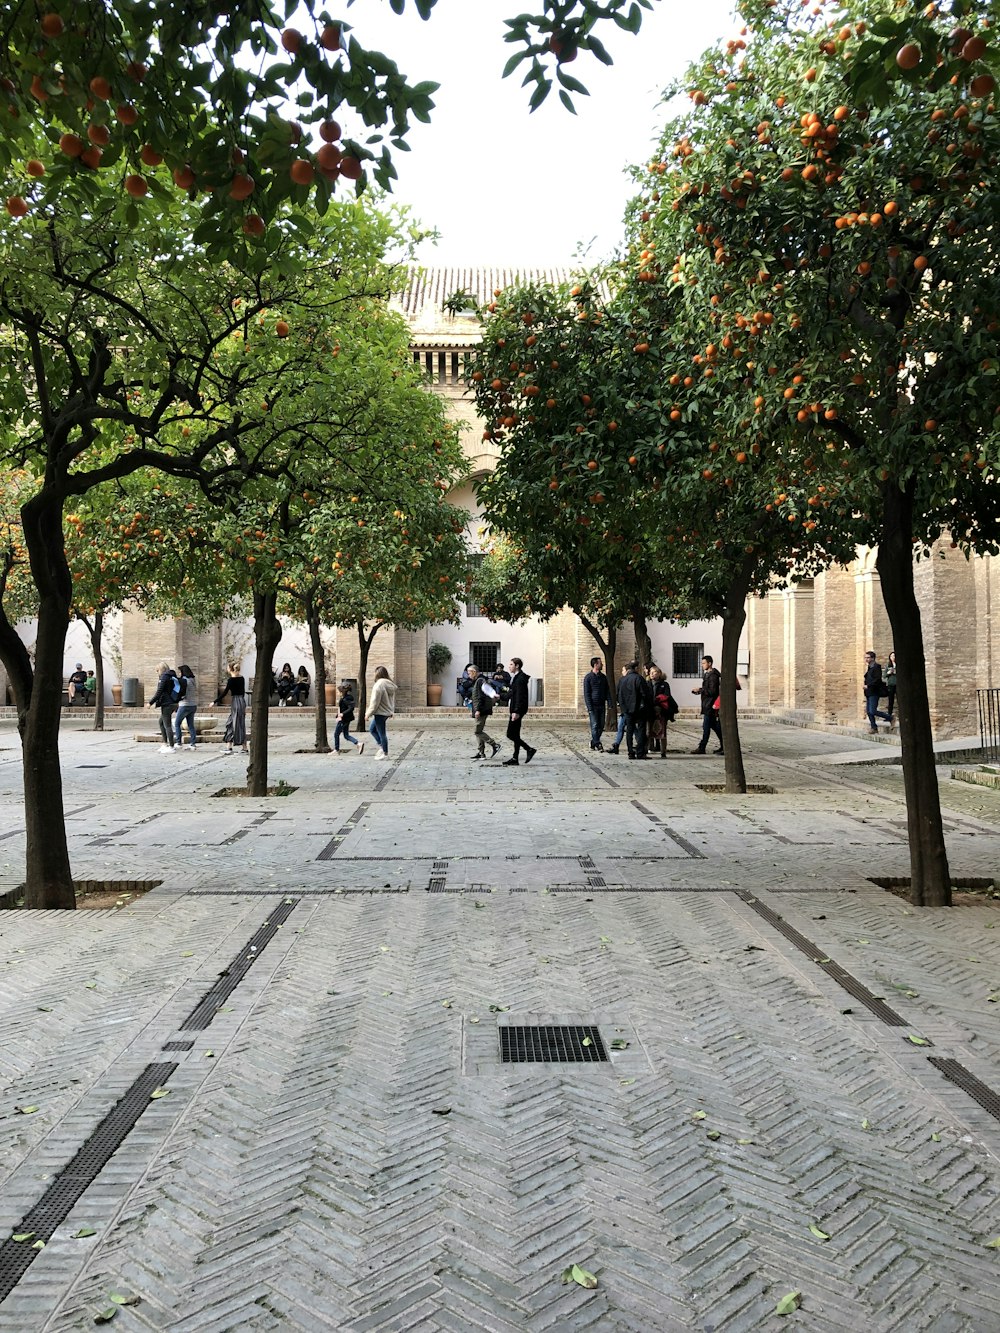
[395,266,574,321]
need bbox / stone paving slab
[0,718,999,1330]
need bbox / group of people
[862,649,897,732]
[332,666,398,759]
[66,663,96,705]
[464,657,537,764]
[458,662,510,710]
[275,662,310,706]
[148,660,248,755]
[583,657,683,760]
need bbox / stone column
[747,594,769,709]
[813,564,860,723]
[914,539,977,738]
[781,581,815,710]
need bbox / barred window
[673,643,704,678]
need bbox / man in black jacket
[691,655,723,755]
[582,657,610,751]
[502,657,537,766]
[863,651,892,733]
[616,661,648,760]
[469,666,501,760]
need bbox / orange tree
[633,0,1000,896]
[0,1,655,250]
[0,187,422,903]
[467,277,851,788]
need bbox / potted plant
[426,641,452,706]
[107,632,124,707]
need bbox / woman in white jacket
[365,665,398,760]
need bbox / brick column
[781,582,815,710]
[914,538,977,738]
[746,594,769,709]
[813,564,860,723]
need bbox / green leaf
[93,1308,118,1324]
[861,1119,872,1131]
[610,1038,629,1051]
[109,1293,140,1306]
[907,1035,932,1046]
[775,1291,802,1315]
[809,1224,830,1241]
[32,1240,45,1249]
[706,1129,721,1140]
[691,1110,707,1121]
[619,1078,636,1086]
[561,1263,598,1289]
[72,1226,97,1238]
[11,1233,34,1243]
[931,1133,941,1143]
[149,1087,170,1100]
[582,1036,592,1046]
[986,1237,1000,1249]
[488,1004,509,1013]
[15,1105,39,1115]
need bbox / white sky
[337,0,737,267]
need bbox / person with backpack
[333,681,359,754]
[149,661,180,752]
[173,665,197,749]
[469,665,501,760]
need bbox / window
[673,643,704,678]
[470,642,501,673]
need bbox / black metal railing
[977,689,1000,762]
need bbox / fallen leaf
[488,1004,509,1013]
[32,1240,45,1249]
[203,1050,214,1059]
[706,1129,721,1141]
[907,1035,932,1047]
[986,1238,1000,1249]
[619,1078,636,1087]
[440,999,453,1008]
[72,1226,97,1238]
[431,1106,452,1116]
[582,1037,592,1047]
[691,1110,707,1121]
[775,1291,801,1315]
[931,1133,941,1143]
[610,1038,629,1051]
[808,1224,830,1241]
[15,1105,39,1115]
[861,1119,871,1131]
[737,1138,754,1145]
[149,1087,170,1100]
[181,952,194,958]
[11,1232,34,1243]
[93,1308,118,1324]
[561,1263,598,1290]
[109,1293,140,1306]
[469,1016,480,1024]
[815,957,831,965]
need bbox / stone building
[746,542,998,738]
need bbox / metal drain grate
[499,1024,608,1063]
[928,1057,1000,1120]
[179,898,298,1030]
[0,1061,177,1303]
[161,1040,194,1052]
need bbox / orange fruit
[39,12,64,37]
[229,173,255,200]
[896,44,921,70]
[5,195,28,217]
[89,75,113,100]
[59,132,84,157]
[139,145,162,166]
[124,174,148,197]
[275,320,290,337]
[289,158,314,186]
[281,28,303,54]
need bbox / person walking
[616,661,648,760]
[149,661,179,752]
[174,665,198,749]
[583,657,610,752]
[863,651,892,733]
[333,681,359,754]
[216,662,248,755]
[469,665,501,760]
[502,657,536,765]
[365,665,397,760]
[691,655,723,755]
[885,650,897,725]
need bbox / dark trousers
[624,712,647,758]
[699,709,723,750]
[507,716,525,757]
[586,707,604,748]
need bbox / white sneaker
[373,750,386,761]
[159,744,172,753]
[279,698,286,707]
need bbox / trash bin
[121,677,140,706]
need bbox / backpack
[170,674,183,701]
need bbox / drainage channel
[0,897,300,1305]
[737,891,1000,1124]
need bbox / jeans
[174,703,196,746]
[158,704,175,746]
[368,713,389,754]
[866,694,891,729]
[334,718,358,750]
[699,709,723,750]
[586,707,604,749]
[612,712,627,749]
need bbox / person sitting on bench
[67,663,89,705]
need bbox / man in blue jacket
[583,657,610,752]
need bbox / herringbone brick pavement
[0,719,998,1330]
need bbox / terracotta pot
[111,684,123,706]
[426,682,443,707]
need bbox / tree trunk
[85,610,106,732]
[720,557,755,796]
[632,603,652,669]
[356,619,383,726]
[307,603,330,752]
[876,482,951,907]
[247,590,282,797]
[17,494,76,908]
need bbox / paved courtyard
[1,713,999,1331]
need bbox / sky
[335,0,738,268]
